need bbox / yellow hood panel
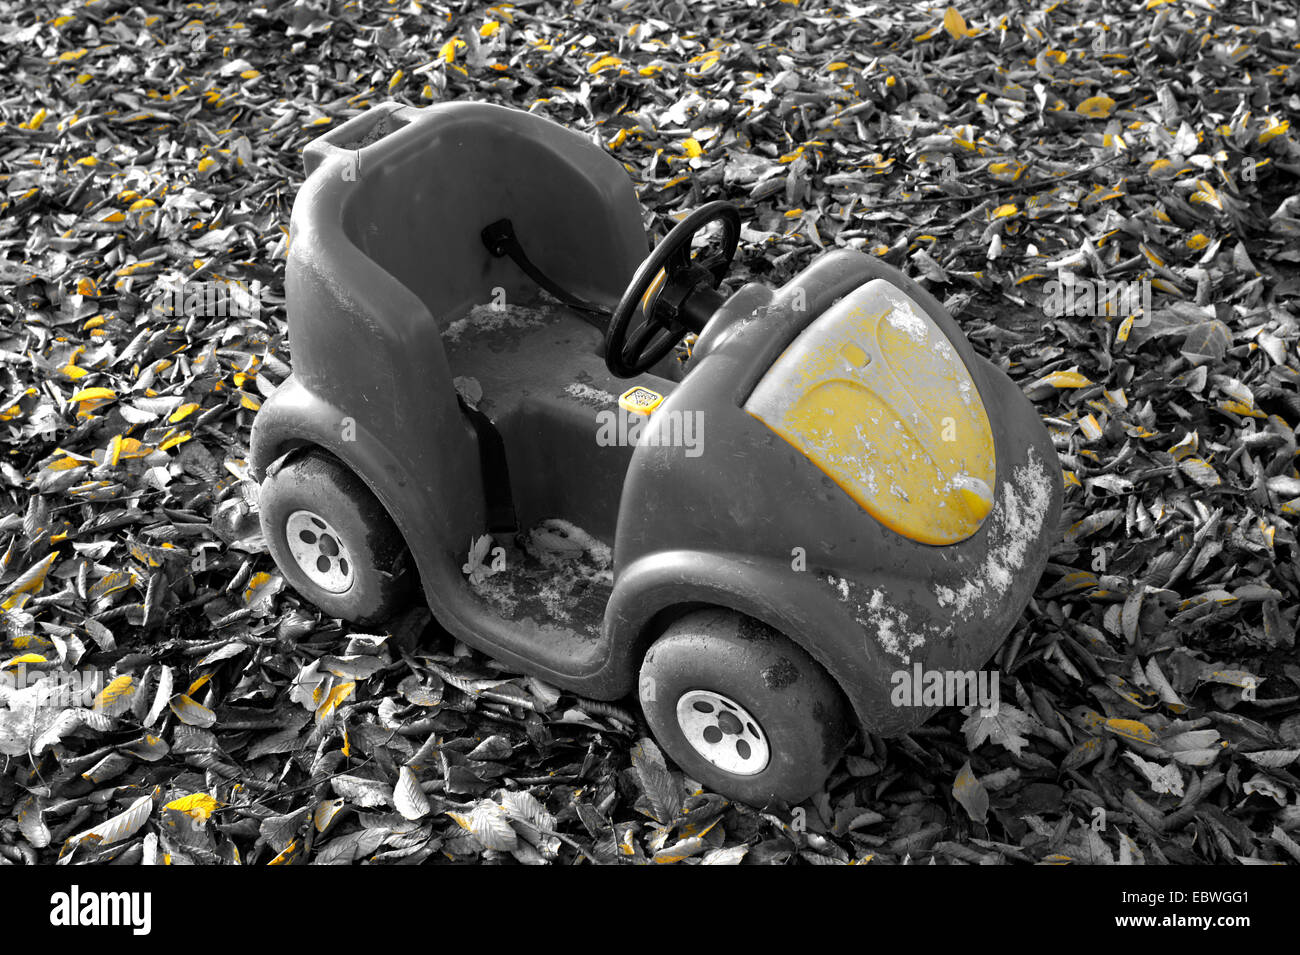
[745,279,996,545]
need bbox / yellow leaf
[187,673,212,697]
[93,675,137,717]
[653,837,705,863]
[116,259,155,276]
[1079,414,1103,441]
[1148,159,1180,181]
[75,276,98,297]
[388,69,403,91]
[169,402,200,423]
[689,50,720,73]
[88,570,133,602]
[952,761,988,823]
[1187,233,1209,250]
[164,793,220,822]
[1104,718,1158,745]
[1258,119,1289,145]
[1076,95,1116,118]
[1037,370,1093,388]
[991,203,1018,219]
[197,156,216,174]
[1220,400,1264,418]
[943,6,975,39]
[1190,179,1222,210]
[65,791,157,850]
[3,653,48,668]
[681,137,703,158]
[438,37,463,63]
[3,553,57,601]
[480,20,499,37]
[988,162,1025,183]
[588,55,623,74]
[316,681,356,721]
[170,694,216,727]
[315,799,346,832]
[267,839,301,865]
[69,387,116,403]
[243,571,276,605]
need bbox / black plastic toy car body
[250,101,1062,804]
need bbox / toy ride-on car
[250,101,1063,806]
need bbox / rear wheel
[638,608,851,806]
[259,450,411,625]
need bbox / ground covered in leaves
[2,0,1299,865]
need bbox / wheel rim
[284,510,355,594]
[675,689,770,775]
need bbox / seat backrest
[332,103,646,329]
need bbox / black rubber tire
[638,608,851,806]
[259,449,411,625]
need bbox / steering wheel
[605,201,740,378]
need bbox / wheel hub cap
[285,510,354,594]
[675,689,770,775]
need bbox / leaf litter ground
[1,0,1299,865]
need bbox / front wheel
[638,609,851,806]
[259,449,411,625]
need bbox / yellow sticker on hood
[745,278,996,545]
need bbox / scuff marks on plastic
[934,445,1054,620]
[827,574,939,665]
